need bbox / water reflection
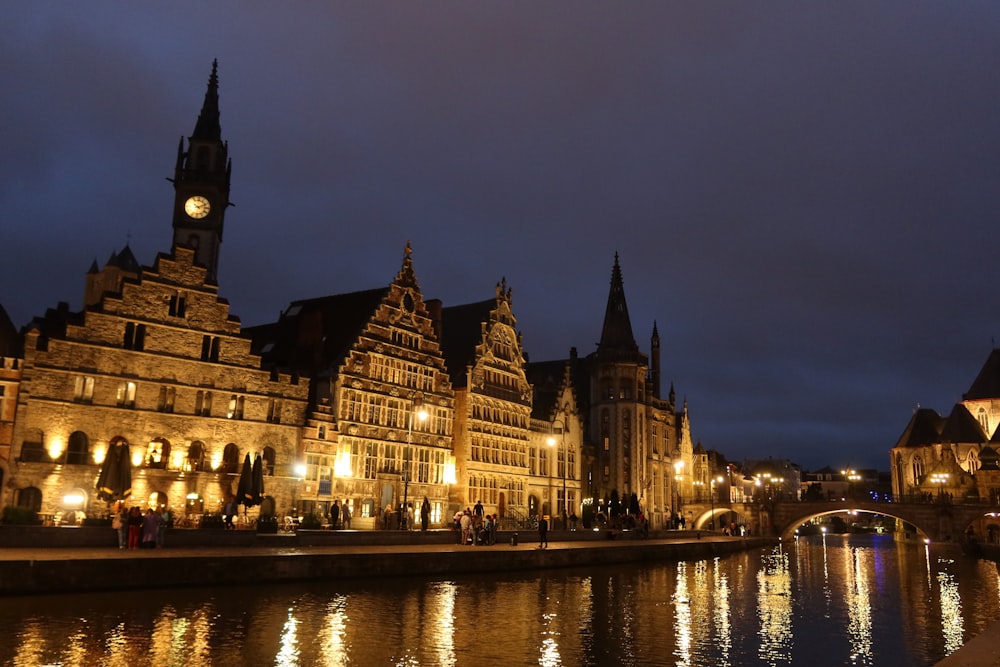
[3,537,1000,666]
[844,547,873,665]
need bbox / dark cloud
[4,2,1000,471]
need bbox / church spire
[597,253,640,358]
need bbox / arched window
[146,438,170,469]
[912,456,924,484]
[222,443,240,474]
[187,441,206,472]
[65,431,89,465]
[262,446,276,476]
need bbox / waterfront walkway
[0,531,770,596]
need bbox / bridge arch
[769,500,992,543]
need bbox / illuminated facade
[5,63,309,522]
[0,306,21,498]
[436,279,582,522]
[250,245,457,528]
[0,63,701,530]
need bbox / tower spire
[192,59,221,141]
[170,60,231,284]
[597,252,640,358]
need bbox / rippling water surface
[2,535,997,666]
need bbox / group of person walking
[112,504,170,549]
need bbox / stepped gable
[894,408,944,448]
[438,298,494,388]
[963,348,1000,400]
[248,287,389,378]
[940,403,986,444]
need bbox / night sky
[5,3,1000,472]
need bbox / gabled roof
[247,287,388,378]
[964,348,1000,400]
[0,303,22,357]
[439,299,492,388]
[894,408,944,448]
[526,359,568,419]
[940,403,986,444]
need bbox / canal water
[1,534,997,666]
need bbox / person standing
[141,507,160,549]
[330,500,340,530]
[341,502,351,529]
[460,510,473,545]
[112,505,126,549]
[420,496,431,531]
[538,514,549,549]
[127,506,143,549]
[406,503,415,531]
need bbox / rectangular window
[74,376,95,403]
[116,381,136,408]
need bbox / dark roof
[526,359,568,419]
[0,304,22,357]
[894,408,944,448]
[438,299,492,388]
[979,446,1000,471]
[964,349,1000,400]
[107,245,140,273]
[940,403,986,443]
[246,287,388,378]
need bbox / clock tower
[171,59,231,284]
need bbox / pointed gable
[940,403,986,444]
[894,408,944,448]
[963,349,1000,400]
[192,59,222,141]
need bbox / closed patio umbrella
[96,441,132,503]
[236,453,253,507]
[250,454,264,506]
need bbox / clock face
[184,196,211,219]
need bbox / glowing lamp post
[709,475,724,530]
[546,418,567,529]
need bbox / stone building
[248,244,458,529]
[527,255,691,529]
[2,62,702,531]
[891,348,1000,505]
[5,63,309,523]
[0,305,22,499]
[435,279,582,525]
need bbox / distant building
[891,348,1000,505]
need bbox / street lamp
[840,468,861,499]
[403,396,428,529]
[547,419,567,530]
[709,475,723,530]
[929,472,950,498]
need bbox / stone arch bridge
[681,499,995,542]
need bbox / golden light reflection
[539,611,561,667]
[426,583,457,667]
[937,568,964,655]
[845,547,873,664]
[276,608,301,666]
[319,594,350,666]
[757,547,792,664]
[713,557,732,667]
[673,561,692,667]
